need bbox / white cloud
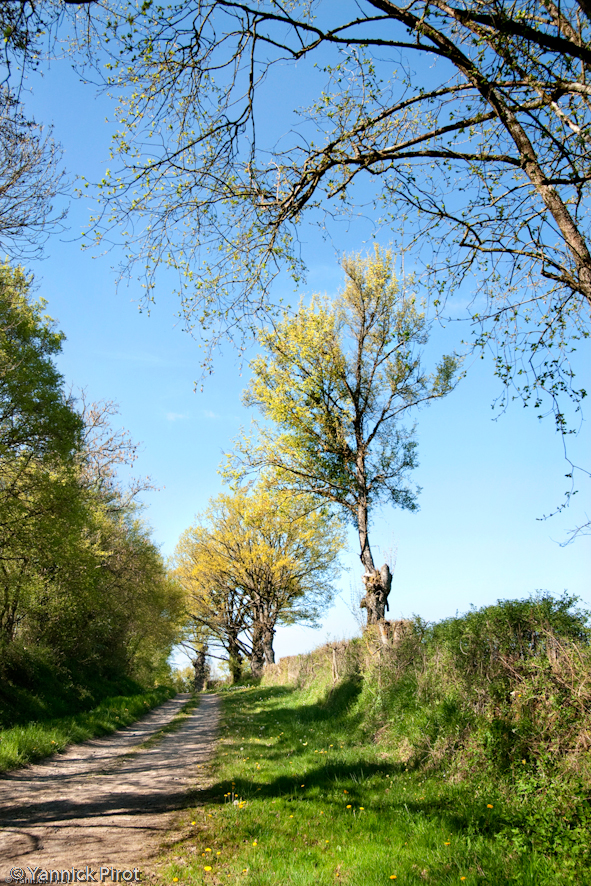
[166,412,187,422]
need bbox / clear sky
[16,49,591,664]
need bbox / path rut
[0,694,220,880]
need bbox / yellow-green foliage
[173,484,344,677]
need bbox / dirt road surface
[0,694,220,881]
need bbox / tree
[0,95,65,260]
[75,392,154,512]
[0,262,83,643]
[0,263,81,461]
[173,485,344,680]
[226,248,459,626]
[88,0,588,414]
[0,266,181,684]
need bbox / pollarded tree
[173,485,344,680]
[227,248,459,627]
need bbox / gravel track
[0,694,220,880]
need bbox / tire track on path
[0,693,220,879]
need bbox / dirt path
[0,693,220,882]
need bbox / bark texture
[360,563,393,631]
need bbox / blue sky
[18,50,591,663]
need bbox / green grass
[160,682,581,885]
[0,684,177,771]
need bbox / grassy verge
[160,682,582,886]
[0,684,177,771]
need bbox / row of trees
[174,487,343,681]
[176,249,458,677]
[0,263,182,688]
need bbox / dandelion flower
[205,848,211,852]
[172,879,178,883]
[359,807,364,811]
[343,790,348,794]
[346,804,352,808]
[204,867,212,872]
[487,804,493,809]
[444,842,451,845]
[389,877,397,880]
[252,841,258,846]
[191,821,196,825]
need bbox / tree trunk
[250,621,265,679]
[228,633,243,684]
[262,624,275,665]
[357,496,375,572]
[360,563,393,628]
[192,647,207,691]
[357,495,393,626]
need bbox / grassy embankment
[160,594,591,885]
[0,672,178,771]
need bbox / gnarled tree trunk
[357,492,393,631]
[360,563,393,627]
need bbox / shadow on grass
[204,681,512,843]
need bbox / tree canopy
[174,485,344,679]
[78,0,585,414]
